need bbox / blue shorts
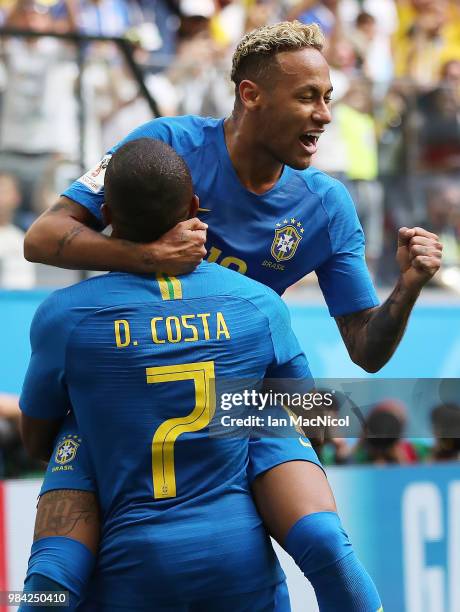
[79,580,290,611]
[248,434,323,482]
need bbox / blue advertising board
[329,464,460,612]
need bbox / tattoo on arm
[34,489,99,541]
[335,308,374,365]
[55,226,85,257]
[336,280,418,372]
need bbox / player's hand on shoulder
[396,226,443,292]
[141,217,207,275]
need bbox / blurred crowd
[311,396,460,467]
[0,0,459,290]
[0,393,42,477]
[2,389,460,478]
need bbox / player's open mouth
[299,133,321,155]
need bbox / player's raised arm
[335,226,443,373]
[24,196,207,276]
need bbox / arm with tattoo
[335,227,442,373]
[336,279,419,372]
[34,489,100,555]
[24,196,207,275]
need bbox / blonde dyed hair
[231,21,325,86]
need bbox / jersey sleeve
[315,180,379,317]
[19,294,73,419]
[62,118,176,225]
[40,413,97,496]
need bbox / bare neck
[224,114,284,195]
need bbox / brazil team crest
[271,218,304,262]
[54,435,81,465]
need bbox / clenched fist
[397,227,443,292]
[141,217,207,276]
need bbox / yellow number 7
[146,361,216,499]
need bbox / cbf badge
[271,218,304,262]
[54,435,81,465]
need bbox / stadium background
[0,1,459,610]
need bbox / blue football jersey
[63,115,379,316]
[20,263,311,607]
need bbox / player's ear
[101,203,112,227]
[239,80,262,110]
[188,194,200,218]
